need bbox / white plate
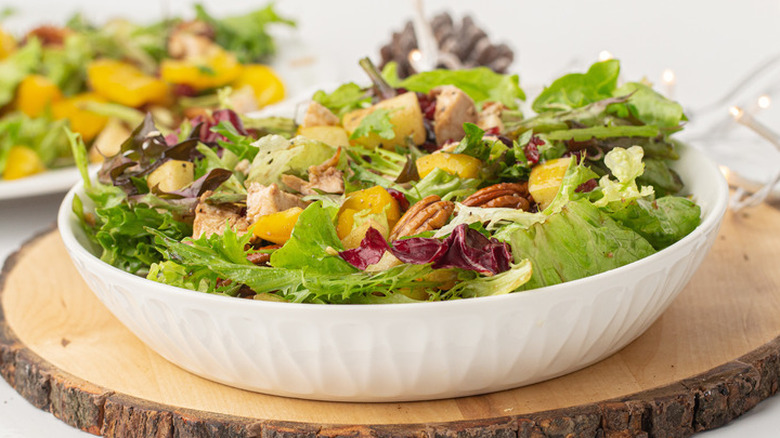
[0,30,339,201]
[0,166,100,201]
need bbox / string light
[598,50,613,62]
[662,69,676,85]
[757,94,772,109]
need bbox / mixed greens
[71,58,701,304]
[0,3,293,180]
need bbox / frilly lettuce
[594,146,654,207]
[246,135,336,185]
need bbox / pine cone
[379,12,514,78]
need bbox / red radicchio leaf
[195,109,249,145]
[390,237,449,264]
[429,224,511,275]
[337,227,389,270]
[386,188,410,211]
[339,225,513,275]
[391,224,512,275]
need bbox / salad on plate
[69,58,701,304]
[0,3,293,182]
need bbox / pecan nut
[462,182,531,210]
[389,195,455,240]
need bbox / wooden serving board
[1,204,780,438]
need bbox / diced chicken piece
[192,191,250,239]
[228,85,260,114]
[246,183,309,224]
[433,85,478,146]
[301,101,340,128]
[168,28,218,59]
[280,149,344,195]
[477,101,507,132]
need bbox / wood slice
[1,203,779,438]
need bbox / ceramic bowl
[58,142,728,402]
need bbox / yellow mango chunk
[15,74,62,118]
[342,91,425,150]
[146,160,195,193]
[528,157,572,209]
[88,59,169,107]
[297,126,350,149]
[416,153,482,179]
[336,186,400,239]
[160,49,242,91]
[252,207,303,245]
[0,27,16,60]
[232,64,285,107]
[52,93,109,141]
[3,146,45,180]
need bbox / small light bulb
[598,50,613,61]
[662,69,676,85]
[758,94,772,109]
[729,106,743,119]
[408,49,422,63]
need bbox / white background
[1,0,780,436]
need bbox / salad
[0,4,293,181]
[70,58,701,304]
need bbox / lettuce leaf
[532,60,619,113]
[269,202,356,275]
[311,83,371,117]
[609,196,701,250]
[508,199,656,290]
[609,82,685,129]
[593,146,654,208]
[383,64,525,109]
[246,135,335,185]
[194,3,295,63]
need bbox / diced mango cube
[415,153,482,179]
[297,126,350,149]
[342,91,426,149]
[0,27,16,60]
[252,207,304,245]
[146,160,195,193]
[88,59,169,107]
[528,157,572,209]
[160,49,242,91]
[3,146,45,180]
[52,93,109,141]
[336,186,401,239]
[232,64,285,107]
[15,74,62,118]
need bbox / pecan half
[389,195,455,240]
[462,182,531,210]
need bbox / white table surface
[1,0,780,436]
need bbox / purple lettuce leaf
[337,227,389,270]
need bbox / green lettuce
[246,135,335,185]
[609,197,700,250]
[311,83,371,117]
[532,60,619,112]
[269,202,356,275]
[609,82,685,128]
[383,63,525,109]
[508,199,656,290]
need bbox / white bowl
[57,143,728,402]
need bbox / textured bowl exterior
[58,144,728,402]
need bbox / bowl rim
[57,142,729,312]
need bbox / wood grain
[0,203,779,437]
